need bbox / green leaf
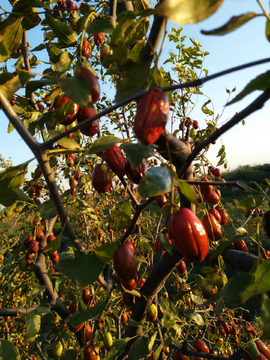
[69,300,106,327]
[228,71,270,105]
[26,79,58,98]
[25,312,41,341]
[189,312,204,325]
[156,0,224,26]
[48,130,81,150]
[237,180,250,191]
[51,50,72,73]
[38,199,58,219]
[159,297,179,317]
[153,344,163,360]
[43,234,62,254]
[266,20,270,42]
[0,160,31,206]
[129,337,149,359]
[107,338,130,360]
[57,250,104,285]
[94,242,118,263]
[121,199,132,216]
[86,18,114,35]
[176,179,200,205]
[159,233,172,256]
[201,12,258,35]
[121,143,152,169]
[45,13,77,45]
[57,76,93,108]
[137,167,172,198]
[210,234,250,258]
[0,72,30,100]
[1,340,21,360]
[88,136,122,154]
[237,196,254,211]
[28,285,47,299]
[0,17,23,63]
[261,293,270,342]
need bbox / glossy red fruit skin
[234,239,248,252]
[219,208,228,225]
[176,260,186,274]
[94,32,105,46]
[82,288,92,305]
[77,38,91,60]
[54,94,79,125]
[193,120,199,129]
[255,340,270,359]
[91,164,111,193]
[261,250,270,259]
[156,194,167,208]
[69,301,76,313]
[103,144,126,177]
[28,240,39,254]
[263,210,270,238]
[74,66,100,104]
[126,158,148,184]
[84,345,98,360]
[214,168,222,177]
[121,278,136,290]
[208,208,221,223]
[174,350,188,360]
[205,191,220,205]
[113,244,137,282]
[83,322,93,342]
[124,239,135,254]
[36,229,44,241]
[200,177,213,195]
[133,88,170,145]
[76,107,99,137]
[202,214,222,241]
[170,208,209,263]
[194,339,210,353]
[24,235,34,248]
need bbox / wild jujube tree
[1,0,270,359]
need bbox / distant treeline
[222,163,270,197]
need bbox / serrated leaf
[86,18,114,34]
[159,233,172,256]
[88,136,122,154]
[57,250,104,285]
[121,143,152,169]
[0,160,31,207]
[45,13,77,45]
[138,167,172,198]
[156,0,224,26]
[107,338,130,360]
[69,300,106,327]
[48,130,81,150]
[94,242,118,263]
[1,340,21,360]
[0,17,23,63]
[228,71,270,105]
[201,12,258,35]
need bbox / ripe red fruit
[94,33,105,46]
[200,177,213,195]
[234,239,248,252]
[103,144,126,177]
[69,177,77,188]
[66,156,74,167]
[261,250,270,259]
[83,322,93,342]
[121,278,136,290]
[113,244,137,282]
[69,301,76,313]
[170,208,209,263]
[124,239,135,254]
[91,163,111,193]
[100,45,111,67]
[82,288,92,305]
[156,194,167,208]
[194,339,210,353]
[218,208,228,225]
[214,168,222,177]
[202,214,222,241]
[139,277,146,288]
[24,235,34,248]
[184,117,193,127]
[36,229,44,242]
[205,191,220,206]
[176,260,186,274]
[126,158,148,184]
[263,210,270,238]
[84,345,98,360]
[75,170,81,180]
[50,250,59,263]
[77,38,91,60]
[76,106,99,137]
[208,208,221,223]
[74,66,100,104]
[54,94,79,125]
[28,240,39,254]
[154,240,165,255]
[122,292,134,307]
[255,340,270,359]
[133,88,170,145]
[193,120,199,129]
[174,350,188,360]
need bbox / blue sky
[1,0,270,176]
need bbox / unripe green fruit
[146,303,157,322]
[103,332,113,350]
[52,341,63,357]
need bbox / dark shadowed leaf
[159,233,172,256]
[58,76,93,108]
[261,293,270,341]
[210,234,250,258]
[88,136,122,154]
[38,199,57,219]
[201,12,258,35]
[0,160,31,207]
[1,340,20,360]
[138,167,172,198]
[107,338,130,360]
[60,349,77,360]
[129,337,148,359]
[57,250,104,285]
[0,72,30,100]
[156,0,224,25]
[0,17,23,63]
[45,13,77,45]
[86,18,114,34]
[69,300,106,327]
[94,242,118,263]
[228,71,270,105]
[121,143,152,169]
